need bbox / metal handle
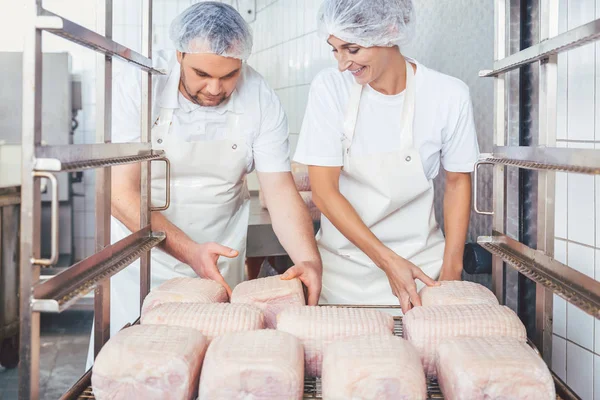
[151,157,171,211]
[32,171,59,266]
[473,157,495,216]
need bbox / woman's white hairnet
[318,0,416,48]
[169,1,253,60]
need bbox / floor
[0,311,93,400]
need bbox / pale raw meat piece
[141,277,228,315]
[419,281,498,307]
[92,325,207,400]
[403,304,526,377]
[198,330,304,400]
[141,302,265,341]
[322,335,426,400]
[231,276,305,328]
[291,162,311,191]
[277,306,394,377]
[437,337,555,400]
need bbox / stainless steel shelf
[34,144,164,172]
[480,18,600,77]
[36,11,165,75]
[480,146,600,174]
[32,227,165,313]
[478,232,600,318]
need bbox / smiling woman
[293,0,480,313]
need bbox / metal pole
[492,0,508,304]
[93,0,113,358]
[140,0,153,306]
[19,1,43,398]
[536,0,559,365]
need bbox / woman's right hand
[381,253,439,313]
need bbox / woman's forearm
[441,171,472,276]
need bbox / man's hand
[280,260,323,306]
[187,242,239,297]
[381,253,439,313]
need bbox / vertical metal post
[94,0,113,357]
[140,0,153,306]
[536,0,558,365]
[492,0,508,304]
[19,1,43,398]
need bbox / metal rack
[19,1,166,398]
[473,1,600,396]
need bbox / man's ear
[176,51,185,63]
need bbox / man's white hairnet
[318,0,416,48]
[170,1,253,60]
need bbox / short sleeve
[111,69,142,143]
[441,89,480,172]
[252,82,291,172]
[293,71,345,167]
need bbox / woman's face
[327,35,392,85]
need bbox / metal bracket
[150,157,171,212]
[31,171,59,266]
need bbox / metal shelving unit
[19,1,166,398]
[474,1,600,396]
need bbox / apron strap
[399,60,416,149]
[342,83,363,156]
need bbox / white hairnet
[169,1,253,60]
[318,0,416,48]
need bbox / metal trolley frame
[15,0,600,399]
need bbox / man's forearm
[258,173,320,265]
[111,167,196,266]
[442,172,472,274]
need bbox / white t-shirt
[293,60,479,180]
[112,50,290,173]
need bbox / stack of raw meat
[404,280,555,399]
[259,162,321,221]
[92,277,555,399]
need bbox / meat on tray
[322,335,426,400]
[198,330,304,400]
[276,306,395,377]
[141,277,228,315]
[403,304,526,377]
[436,336,555,400]
[92,325,207,400]
[418,280,499,307]
[140,302,265,341]
[230,276,305,328]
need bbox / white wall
[552,0,600,398]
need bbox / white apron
[86,79,250,369]
[318,60,445,308]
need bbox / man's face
[177,51,242,107]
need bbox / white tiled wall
[245,0,334,189]
[552,0,600,398]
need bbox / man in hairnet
[86,1,322,368]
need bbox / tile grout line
[252,30,318,55]
[554,236,599,251]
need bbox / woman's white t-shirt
[293,60,480,180]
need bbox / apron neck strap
[399,60,416,149]
[342,59,416,155]
[342,83,363,154]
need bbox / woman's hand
[381,253,439,313]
